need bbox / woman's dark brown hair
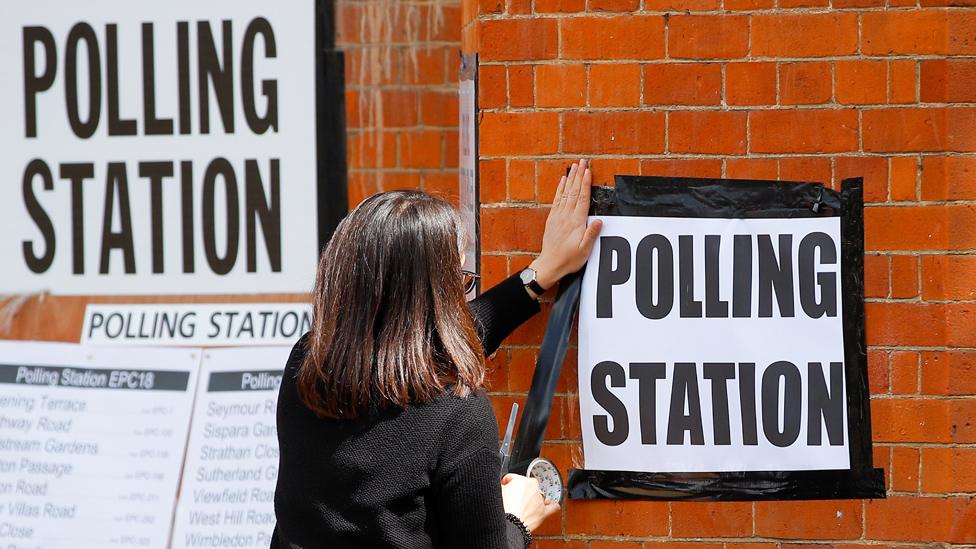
[297,190,485,419]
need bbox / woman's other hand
[531,158,603,289]
[500,473,560,532]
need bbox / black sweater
[271,273,541,549]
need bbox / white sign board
[171,347,288,549]
[0,341,199,549]
[82,303,311,346]
[0,0,318,295]
[578,216,848,473]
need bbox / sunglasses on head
[461,270,480,294]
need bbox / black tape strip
[508,271,583,475]
[567,175,885,501]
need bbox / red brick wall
[459,0,976,546]
[337,0,463,206]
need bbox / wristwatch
[519,267,547,300]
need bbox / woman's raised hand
[500,473,560,532]
[531,159,603,289]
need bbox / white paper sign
[0,341,199,549]
[82,303,311,346]
[578,216,848,473]
[0,0,317,295]
[171,347,289,549]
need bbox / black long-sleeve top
[271,273,541,549]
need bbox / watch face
[519,268,535,285]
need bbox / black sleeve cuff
[469,271,542,356]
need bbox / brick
[537,160,569,201]
[506,347,537,392]
[562,111,666,155]
[480,206,549,252]
[921,60,976,102]
[891,255,919,298]
[947,303,976,347]
[644,0,720,9]
[444,130,459,168]
[868,349,889,395]
[922,448,976,493]
[379,171,422,189]
[420,91,458,127]
[922,255,976,301]
[864,254,889,298]
[671,502,753,537]
[750,110,858,154]
[949,12,976,54]
[535,0,585,12]
[755,500,862,539]
[588,0,640,10]
[865,302,946,346]
[583,157,640,187]
[348,131,397,169]
[779,0,828,7]
[566,501,668,536]
[726,62,777,106]
[726,0,773,8]
[481,19,557,61]
[921,351,976,395]
[508,159,535,202]
[890,350,919,394]
[947,204,976,250]
[863,108,947,153]
[951,399,976,443]
[641,159,723,178]
[947,107,976,152]
[643,64,722,106]
[480,159,506,203]
[535,64,586,107]
[561,16,665,60]
[507,0,531,14]
[921,156,976,200]
[752,14,858,58]
[836,60,887,105]
[833,0,883,6]
[780,62,832,105]
[871,397,952,443]
[726,158,777,180]
[778,157,831,186]
[669,111,747,155]
[889,60,918,104]
[402,48,449,85]
[589,64,641,107]
[862,10,948,55]
[891,446,920,492]
[890,156,918,201]
[865,205,946,251]
[866,496,953,541]
[480,112,559,156]
[668,16,749,60]
[836,156,888,203]
[478,65,506,109]
[422,172,460,205]
[508,65,534,107]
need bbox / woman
[272,160,601,548]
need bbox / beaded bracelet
[504,513,532,547]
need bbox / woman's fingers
[565,159,586,202]
[574,167,592,216]
[580,219,603,253]
[551,175,567,207]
